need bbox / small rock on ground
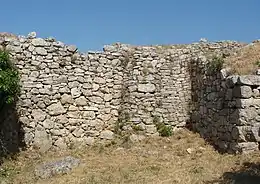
[34,156,80,179]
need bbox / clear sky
[1,0,260,51]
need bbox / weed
[35,65,41,70]
[255,60,260,67]
[152,116,161,125]
[114,111,130,135]
[153,116,172,137]
[156,123,173,137]
[190,166,204,174]
[71,54,78,63]
[0,165,18,180]
[132,125,143,132]
[121,52,134,68]
[207,55,224,73]
[114,120,123,135]
[121,135,132,149]
[148,165,161,174]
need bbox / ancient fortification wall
[1,32,259,154]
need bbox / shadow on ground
[0,101,25,163]
[208,162,260,184]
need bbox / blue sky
[1,0,259,51]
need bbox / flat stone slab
[34,156,80,179]
[238,75,260,86]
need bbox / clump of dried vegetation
[1,129,260,184]
[224,42,260,75]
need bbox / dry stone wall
[1,32,257,154]
[193,74,260,153]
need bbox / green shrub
[207,55,224,73]
[132,124,143,131]
[0,50,20,106]
[0,165,18,180]
[156,123,173,137]
[153,116,172,137]
[114,111,130,135]
[255,60,260,67]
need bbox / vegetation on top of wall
[206,55,225,74]
[0,50,20,107]
[224,42,260,75]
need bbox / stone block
[238,75,260,86]
[233,86,252,98]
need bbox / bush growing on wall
[207,55,225,73]
[0,50,20,108]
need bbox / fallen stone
[129,134,145,143]
[34,156,80,179]
[100,130,114,140]
[186,148,194,154]
[84,137,95,145]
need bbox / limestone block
[33,126,52,153]
[233,86,252,98]
[138,83,156,93]
[47,102,66,115]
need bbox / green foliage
[156,123,173,137]
[255,60,260,67]
[0,50,20,105]
[114,111,130,135]
[132,124,143,132]
[153,116,173,137]
[207,55,224,73]
[0,165,18,180]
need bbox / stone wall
[193,74,260,153]
[0,32,253,154]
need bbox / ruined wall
[0,32,248,153]
[193,74,260,153]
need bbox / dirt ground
[0,129,260,184]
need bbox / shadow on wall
[0,100,25,163]
[209,162,260,184]
[188,55,241,153]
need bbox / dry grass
[224,42,260,75]
[1,129,260,184]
